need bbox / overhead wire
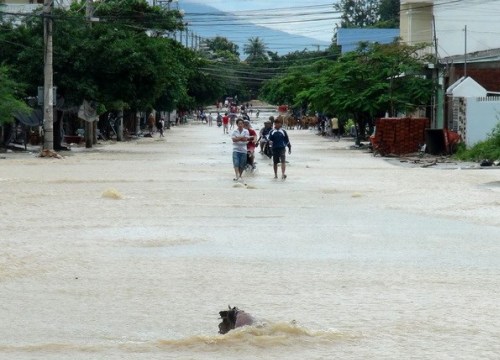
[4,0,500,79]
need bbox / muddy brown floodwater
[1,113,499,359]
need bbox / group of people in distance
[231,117,291,182]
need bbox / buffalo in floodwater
[218,306,254,334]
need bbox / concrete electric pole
[43,0,54,151]
[85,0,95,147]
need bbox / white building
[401,0,500,58]
[1,0,43,16]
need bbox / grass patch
[454,123,500,161]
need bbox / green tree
[93,0,184,33]
[335,0,400,29]
[378,0,400,28]
[305,42,433,143]
[334,0,380,28]
[0,19,44,96]
[204,36,239,58]
[243,37,268,63]
[260,49,339,111]
[369,42,433,116]
[0,65,31,125]
[83,25,179,110]
[183,54,226,108]
[0,0,217,113]
[261,60,329,110]
[0,0,234,149]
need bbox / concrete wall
[465,97,500,146]
[400,1,433,54]
[447,77,487,98]
[401,1,500,57]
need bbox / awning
[13,108,43,127]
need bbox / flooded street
[1,114,499,359]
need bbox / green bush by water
[454,123,500,161]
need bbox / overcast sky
[183,0,339,43]
[182,0,500,56]
[432,0,500,56]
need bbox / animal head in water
[218,306,238,334]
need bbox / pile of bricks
[370,117,430,156]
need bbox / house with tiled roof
[400,0,500,148]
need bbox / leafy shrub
[343,119,355,136]
[454,122,500,161]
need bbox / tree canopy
[378,0,400,28]
[0,0,223,114]
[0,65,31,125]
[335,0,400,28]
[243,37,268,63]
[335,0,380,28]
[261,41,434,141]
[204,36,240,61]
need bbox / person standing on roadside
[268,118,291,180]
[231,118,250,181]
[157,117,165,137]
[148,113,155,135]
[331,116,340,141]
[222,112,229,134]
[229,103,238,130]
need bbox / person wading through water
[231,118,250,181]
[268,118,291,179]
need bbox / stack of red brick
[370,117,429,156]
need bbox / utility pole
[432,15,438,128]
[85,0,95,147]
[185,26,188,47]
[312,44,321,52]
[43,0,54,151]
[464,25,467,77]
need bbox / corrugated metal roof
[443,48,500,64]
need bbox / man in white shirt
[231,118,250,181]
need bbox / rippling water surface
[1,114,499,359]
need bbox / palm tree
[243,37,268,62]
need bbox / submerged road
[1,118,499,359]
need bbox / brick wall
[370,117,430,156]
[450,63,500,92]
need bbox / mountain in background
[178,2,331,57]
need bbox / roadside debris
[39,149,64,159]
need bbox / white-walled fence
[451,96,500,147]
